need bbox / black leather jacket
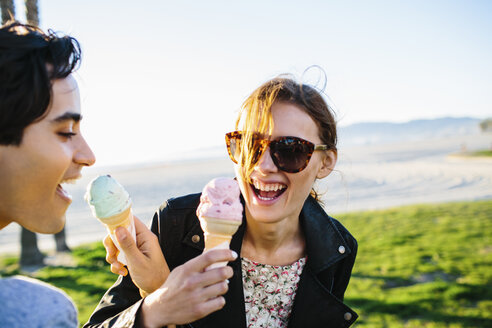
[85,193,358,328]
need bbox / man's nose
[74,135,96,166]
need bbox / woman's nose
[255,146,277,174]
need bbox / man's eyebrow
[51,112,82,123]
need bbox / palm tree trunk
[0,0,15,24]
[55,228,71,252]
[19,0,44,269]
[24,0,38,26]
[20,227,45,268]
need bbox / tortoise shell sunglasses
[225,131,328,173]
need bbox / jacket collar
[300,196,353,273]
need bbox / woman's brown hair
[234,76,337,201]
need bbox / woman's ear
[316,149,337,179]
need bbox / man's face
[0,75,95,233]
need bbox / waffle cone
[97,206,132,233]
[199,216,241,252]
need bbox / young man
[0,21,95,328]
[0,22,235,327]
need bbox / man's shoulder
[0,275,68,297]
[0,276,78,327]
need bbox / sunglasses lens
[227,135,240,163]
[227,132,263,165]
[271,138,312,173]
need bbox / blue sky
[12,0,492,166]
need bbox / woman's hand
[103,216,169,295]
[139,249,237,327]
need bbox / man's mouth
[56,177,79,202]
[251,180,287,201]
[56,184,72,201]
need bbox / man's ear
[316,149,337,179]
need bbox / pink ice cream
[197,178,243,265]
[196,178,243,221]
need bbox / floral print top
[241,257,307,328]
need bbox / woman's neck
[241,211,305,266]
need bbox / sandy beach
[0,132,491,256]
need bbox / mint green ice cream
[85,175,132,219]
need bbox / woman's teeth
[252,180,287,200]
[252,180,286,192]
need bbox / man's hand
[140,249,237,327]
[103,216,169,295]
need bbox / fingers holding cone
[103,234,127,276]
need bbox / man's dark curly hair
[0,21,81,145]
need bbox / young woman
[87,76,358,327]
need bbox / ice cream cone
[196,177,243,269]
[98,206,133,234]
[85,175,136,265]
[199,216,241,251]
[99,205,135,265]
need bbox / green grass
[340,200,492,327]
[453,149,492,158]
[469,150,492,157]
[1,200,491,327]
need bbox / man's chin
[51,213,67,234]
[32,213,67,234]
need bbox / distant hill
[158,117,484,163]
[338,117,482,147]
